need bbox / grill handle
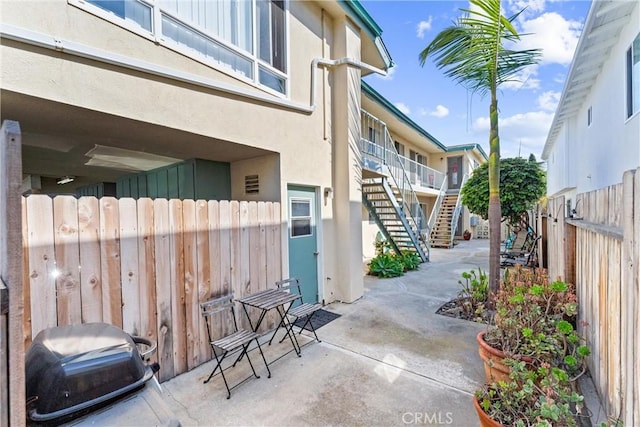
[131,336,157,361]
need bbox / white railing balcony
[397,156,445,192]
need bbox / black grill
[26,323,159,424]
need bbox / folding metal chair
[268,278,323,345]
[201,295,270,399]
[501,235,541,269]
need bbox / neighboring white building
[542,0,639,205]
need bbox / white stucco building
[542,0,639,206]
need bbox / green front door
[287,186,319,303]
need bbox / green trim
[339,1,392,68]
[446,144,488,160]
[362,80,448,151]
[340,1,382,38]
[362,81,488,161]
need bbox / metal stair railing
[362,192,401,255]
[361,110,429,261]
[427,176,448,234]
[449,173,469,248]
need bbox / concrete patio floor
[161,239,491,426]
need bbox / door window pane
[291,200,310,217]
[291,219,311,237]
[290,198,312,238]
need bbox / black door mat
[294,309,341,331]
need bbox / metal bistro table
[237,288,303,358]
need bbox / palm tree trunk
[488,91,502,296]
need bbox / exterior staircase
[362,178,429,261]
[359,109,431,262]
[430,194,459,248]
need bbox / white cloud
[508,0,546,15]
[429,105,450,118]
[500,65,540,91]
[394,102,411,115]
[473,110,555,157]
[416,17,433,38]
[516,12,583,65]
[537,91,561,111]
[419,105,450,118]
[553,73,567,84]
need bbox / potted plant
[474,358,586,426]
[477,265,590,383]
[463,229,472,240]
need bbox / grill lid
[26,323,157,422]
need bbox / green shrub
[400,251,421,271]
[368,254,404,278]
[458,267,489,319]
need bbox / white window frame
[289,197,313,239]
[69,0,289,97]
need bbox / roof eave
[361,80,448,151]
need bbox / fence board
[249,202,261,291]
[21,197,31,349]
[137,198,157,360]
[26,196,57,336]
[633,170,640,426]
[257,202,267,289]
[78,197,102,323]
[99,197,122,328]
[240,201,251,296]
[169,199,187,375]
[207,201,221,298]
[182,200,200,370]
[53,196,81,326]
[608,237,621,415]
[196,200,211,362]
[119,198,140,335]
[266,203,280,286]
[153,199,174,382]
[218,201,232,297]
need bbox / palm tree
[419,0,541,295]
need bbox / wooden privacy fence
[546,169,639,425]
[22,195,282,382]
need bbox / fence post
[1,120,25,426]
[622,169,639,425]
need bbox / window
[73,0,288,95]
[394,141,405,156]
[290,198,312,238]
[587,106,592,126]
[86,0,152,31]
[627,33,640,118]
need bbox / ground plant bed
[436,297,493,324]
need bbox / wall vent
[245,175,259,194]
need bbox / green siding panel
[115,158,230,201]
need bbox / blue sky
[361,0,592,160]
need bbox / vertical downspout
[321,9,328,140]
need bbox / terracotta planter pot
[477,331,513,383]
[473,395,502,427]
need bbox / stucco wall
[2,0,367,303]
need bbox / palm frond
[419,0,541,96]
